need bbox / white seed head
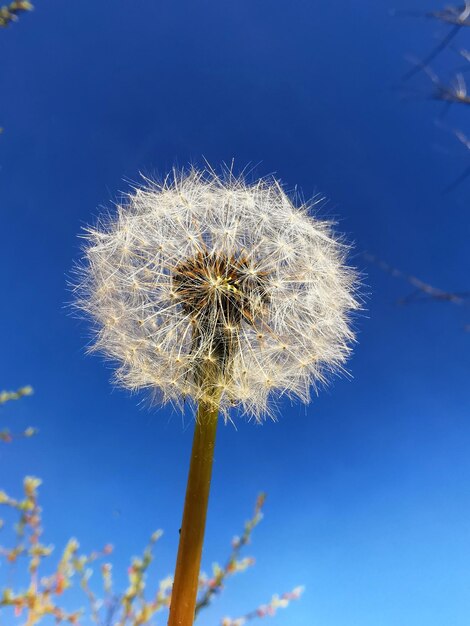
[75,167,359,420]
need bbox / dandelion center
[172,251,269,380]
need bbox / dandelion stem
[168,395,220,626]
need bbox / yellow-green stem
[168,398,220,626]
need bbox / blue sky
[1,1,469,624]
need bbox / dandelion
[75,165,359,626]
[76,167,358,419]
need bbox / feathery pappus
[75,167,359,420]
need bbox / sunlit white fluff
[75,167,359,420]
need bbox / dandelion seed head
[75,167,359,420]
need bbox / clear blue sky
[1,1,470,624]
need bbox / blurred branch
[0,477,84,623]
[395,4,470,191]
[428,67,470,107]
[404,24,462,81]
[404,56,470,109]
[0,385,33,405]
[195,493,265,616]
[392,2,470,25]
[0,386,36,443]
[221,586,304,626]
[0,0,33,27]
[364,253,470,312]
[0,426,38,443]
[392,2,470,80]
[1,481,300,624]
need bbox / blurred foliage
[195,494,265,617]
[0,386,37,443]
[0,387,303,624]
[0,386,33,405]
[0,1,33,27]
[0,479,302,625]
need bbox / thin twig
[392,2,470,81]
[195,493,265,616]
[363,253,470,306]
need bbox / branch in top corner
[0,1,33,28]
